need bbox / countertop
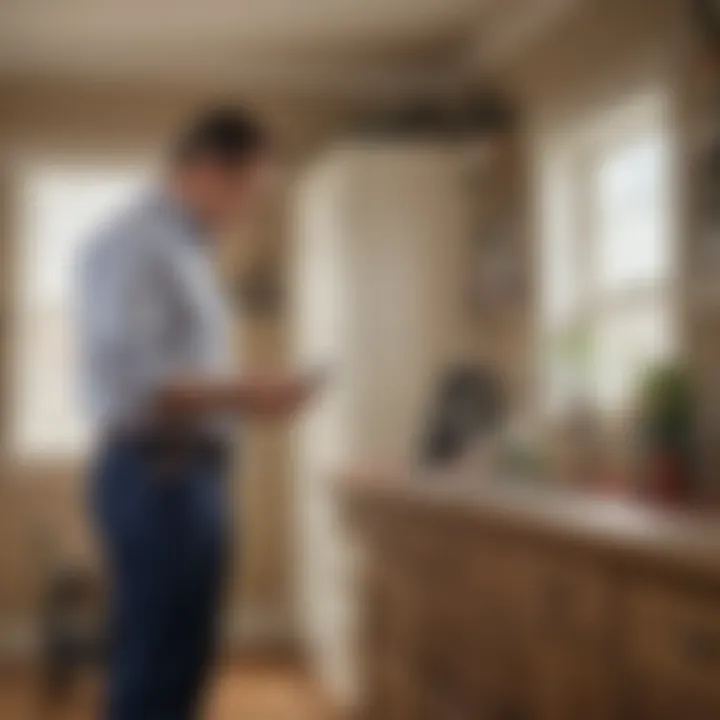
[340,466,720,585]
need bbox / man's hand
[240,368,326,417]
[156,367,329,420]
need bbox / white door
[292,143,472,705]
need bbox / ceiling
[0,0,574,96]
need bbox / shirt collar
[151,188,208,247]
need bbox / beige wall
[498,0,693,118]
[0,80,355,640]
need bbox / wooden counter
[341,471,720,719]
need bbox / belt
[104,426,230,463]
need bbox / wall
[0,80,355,649]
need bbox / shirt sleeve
[78,231,181,426]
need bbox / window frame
[533,88,680,419]
[4,154,152,472]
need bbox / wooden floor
[0,661,336,720]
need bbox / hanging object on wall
[233,262,284,316]
[694,0,720,46]
[687,0,720,312]
[463,136,527,323]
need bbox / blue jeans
[91,439,230,720]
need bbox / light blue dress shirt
[76,191,235,435]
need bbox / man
[78,107,319,720]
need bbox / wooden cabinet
[621,582,720,718]
[343,479,720,719]
[525,559,614,720]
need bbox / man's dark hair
[173,106,270,167]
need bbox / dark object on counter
[421,364,505,466]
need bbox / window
[538,93,675,416]
[11,163,149,459]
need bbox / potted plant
[637,363,695,504]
